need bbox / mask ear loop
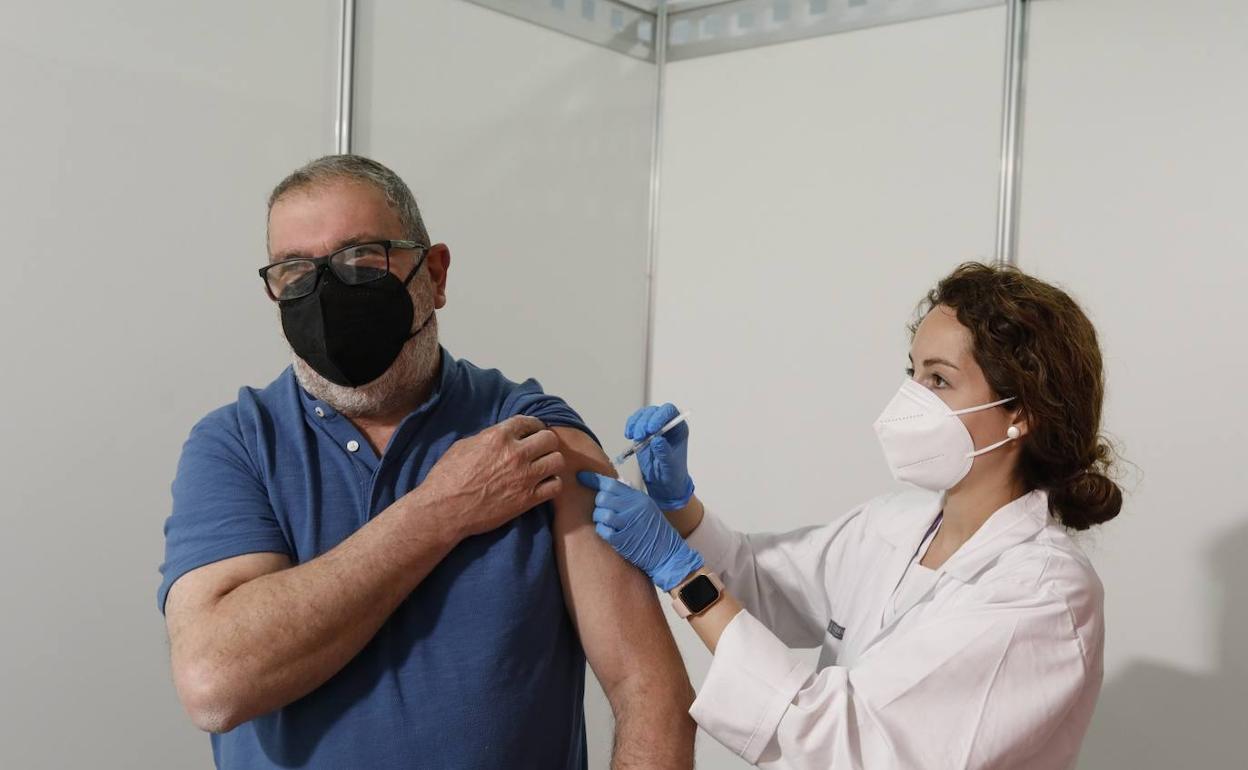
[401,248,430,287]
[950,395,1016,416]
[953,396,1023,456]
[406,308,436,341]
[401,247,435,341]
[966,424,1023,458]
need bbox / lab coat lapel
[868,492,944,633]
[940,489,1049,584]
[863,490,1049,649]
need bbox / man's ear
[425,244,451,308]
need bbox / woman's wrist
[667,564,712,598]
[665,494,706,539]
[668,567,742,653]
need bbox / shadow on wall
[1078,518,1247,769]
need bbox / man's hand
[421,415,566,539]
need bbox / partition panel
[652,7,1006,766]
[356,1,658,764]
[1016,2,1248,767]
[0,2,338,768]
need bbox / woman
[578,263,1120,769]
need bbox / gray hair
[267,154,430,245]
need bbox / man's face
[267,178,447,417]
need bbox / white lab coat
[686,488,1104,770]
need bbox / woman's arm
[677,494,869,650]
[667,565,743,653]
[664,495,706,538]
[687,588,1096,769]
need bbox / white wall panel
[1017,2,1248,767]
[356,2,657,765]
[0,2,338,768]
[653,8,1005,767]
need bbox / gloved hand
[577,472,704,592]
[625,403,695,511]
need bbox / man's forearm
[610,671,697,770]
[171,488,460,731]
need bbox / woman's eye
[931,374,948,388]
[904,367,915,378]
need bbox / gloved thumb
[577,471,612,492]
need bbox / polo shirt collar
[296,346,456,424]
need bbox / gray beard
[292,319,440,418]
[291,279,442,418]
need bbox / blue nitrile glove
[625,403,695,511]
[577,472,704,592]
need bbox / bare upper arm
[549,427,685,697]
[164,552,291,643]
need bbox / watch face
[679,575,720,614]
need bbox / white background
[1,1,1245,768]
[652,7,1007,767]
[0,1,651,767]
[652,1,1247,768]
[1,2,338,767]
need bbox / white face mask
[873,378,1019,492]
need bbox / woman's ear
[1009,407,1032,438]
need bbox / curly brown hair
[911,262,1122,530]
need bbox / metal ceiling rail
[461,0,1006,61]
[665,0,1002,60]
[464,0,659,60]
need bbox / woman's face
[909,305,1025,488]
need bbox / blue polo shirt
[158,348,594,769]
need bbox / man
[158,155,695,769]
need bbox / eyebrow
[273,234,387,262]
[908,354,961,371]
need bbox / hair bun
[1050,470,1122,530]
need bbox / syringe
[611,411,691,469]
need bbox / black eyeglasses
[259,240,427,301]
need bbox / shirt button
[346,440,360,453]
[314,407,325,418]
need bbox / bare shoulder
[549,425,610,474]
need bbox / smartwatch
[671,571,725,619]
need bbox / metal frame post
[994,0,1029,266]
[642,1,668,406]
[336,0,357,154]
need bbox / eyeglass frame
[258,239,429,302]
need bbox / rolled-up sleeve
[157,407,291,613]
[500,378,598,446]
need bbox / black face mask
[279,257,433,388]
